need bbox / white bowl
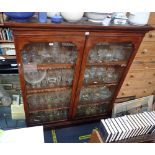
[61,12,84,22]
[85,12,112,20]
[128,12,150,25]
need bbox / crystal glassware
[88,47,98,63]
[104,67,118,83]
[62,69,73,86]
[113,47,125,61]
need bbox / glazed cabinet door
[73,32,143,119]
[14,32,85,126]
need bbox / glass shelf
[27,89,72,111]
[87,42,132,64]
[76,103,109,117]
[29,108,68,124]
[83,66,124,85]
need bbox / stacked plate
[85,12,112,23]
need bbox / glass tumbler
[105,67,118,83]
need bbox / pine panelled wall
[118,13,155,98]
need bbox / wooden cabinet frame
[6,22,152,128]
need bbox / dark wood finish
[9,21,151,128]
[4,20,153,32]
[31,112,111,129]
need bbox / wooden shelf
[86,61,127,67]
[82,83,116,89]
[0,55,16,59]
[4,19,153,32]
[27,86,71,94]
[83,82,117,88]
[0,40,14,43]
[24,64,74,70]
[29,106,69,113]
[78,100,110,107]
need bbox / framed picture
[112,95,154,117]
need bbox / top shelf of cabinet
[4,17,153,33]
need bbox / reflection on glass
[76,103,108,117]
[83,66,121,84]
[79,86,112,104]
[22,42,77,64]
[87,42,132,63]
[104,67,119,83]
[27,89,71,111]
[22,42,76,89]
[25,68,74,89]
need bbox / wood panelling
[143,30,155,42]
[148,12,155,25]
[118,86,155,98]
[136,42,155,57]
[118,12,155,99]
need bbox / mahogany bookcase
[5,20,152,128]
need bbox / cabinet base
[27,113,111,129]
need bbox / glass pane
[79,86,114,104]
[27,89,71,111]
[22,42,77,89]
[29,109,68,124]
[83,66,124,85]
[21,42,78,123]
[25,68,74,89]
[22,42,77,64]
[76,103,109,117]
[87,42,132,63]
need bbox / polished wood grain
[143,30,155,41]
[23,64,74,71]
[10,22,151,127]
[26,86,71,94]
